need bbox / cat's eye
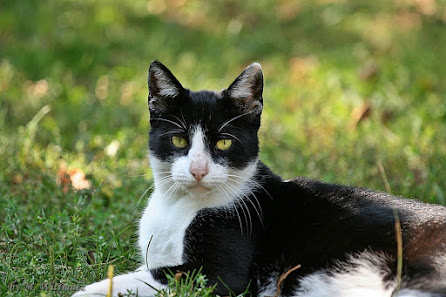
[216,139,233,151]
[172,136,188,149]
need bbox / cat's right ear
[148,61,184,114]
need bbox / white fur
[72,120,439,297]
[138,189,199,269]
[396,289,438,297]
[72,266,162,297]
[153,67,179,97]
[149,127,258,207]
[291,252,402,297]
[73,125,259,296]
[229,63,262,99]
[259,269,436,297]
[141,126,259,268]
[258,275,280,297]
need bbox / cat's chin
[185,184,213,197]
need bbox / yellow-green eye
[172,136,188,148]
[216,139,233,151]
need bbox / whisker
[157,177,174,187]
[218,185,244,236]
[152,170,172,174]
[235,198,250,237]
[232,201,245,237]
[171,181,182,197]
[164,182,177,197]
[218,112,251,132]
[169,114,187,130]
[247,193,264,224]
[224,180,256,236]
[215,185,235,222]
[180,109,187,130]
[126,173,152,178]
[220,132,242,144]
[150,117,185,130]
[159,129,186,137]
[238,195,253,236]
[129,183,155,222]
[222,183,252,237]
[226,175,264,224]
[155,173,173,182]
[164,181,181,198]
[227,173,273,200]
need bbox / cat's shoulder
[286,176,383,200]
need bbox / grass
[1,0,446,296]
[157,269,217,297]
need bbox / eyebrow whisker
[218,112,251,132]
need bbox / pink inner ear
[148,61,183,99]
[152,67,180,97]
[226,63,263,114]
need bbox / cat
[73,61,446,297]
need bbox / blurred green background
[1,0,446,296]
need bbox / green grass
[156,269,217,297]
[1,0,446,296]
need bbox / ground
[1,1,446,296]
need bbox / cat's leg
[72,266,165,297]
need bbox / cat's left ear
[148,61,184,114]
[225,63,263,115]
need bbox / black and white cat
[74,61,446,297]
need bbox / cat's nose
[189,162,208,181]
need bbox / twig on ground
[274,264,301,297]
[393,209,403,294]
[107,265,114,297]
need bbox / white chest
[138,191,199,269]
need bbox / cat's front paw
[72,267,164,297]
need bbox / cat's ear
[148,61,184,113]
[226,63,263,115]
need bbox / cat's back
[281,176,446,261]
[286,176,446,220]
[259,176,446,295]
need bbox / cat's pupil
[216,139,232,151]
[172,136,188,149]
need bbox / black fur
[147,61,446,296]
[148,62,261,169]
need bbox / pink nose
[189,166,208,181]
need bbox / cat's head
[147,61,263,208]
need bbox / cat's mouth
[186,183,213,196]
